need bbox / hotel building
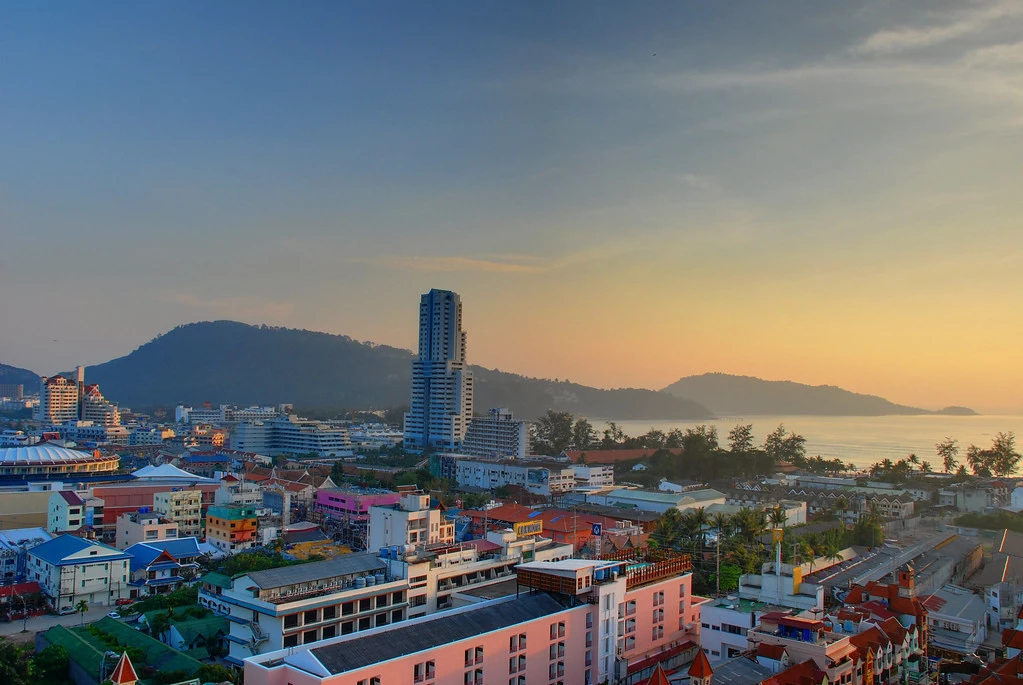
[243,550,704,685]
[404,289,474,452]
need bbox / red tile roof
[0,582,42,599]
[646,663,672,685]
[1004,630,1023,650]
[762,659,828,685]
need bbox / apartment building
[35,373,80,424]
[232,415,353,457]
[27,534,132,610]
[47,490,105,534]
[460,408,529,459]
[115,509,179,549]
[153,489,202,538]
[199,553,407,666]
[243,549,704,685]
[368,491,454,551]
[453,459,577,497]
[206,504,259,554]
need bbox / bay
[595,415,1023,471]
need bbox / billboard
[514,521,544,537]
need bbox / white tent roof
[132,463,218,482]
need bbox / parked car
[58,606,76,615]
[115,598,133,606]
[107,611,121,619]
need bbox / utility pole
[716,531,721,596]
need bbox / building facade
[27,534,132,610]
[199,553,406,667]
[232,416,353,457]
[115,510,179,549]
[206,504,259,554]
[152,489,203,539]
[368,491,455,551]
[404,289,474,452]
[460,408,530,459]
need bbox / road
[0,605,130,643]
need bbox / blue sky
[3,1,1023,410]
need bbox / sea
[596,415,1023,471]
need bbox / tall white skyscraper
[403,289,474,451]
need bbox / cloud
[965,40,1023,66]
[362,255,545,274]
[161,293,295,320]
[853,0,1023,55]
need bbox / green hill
[79,321,713,419]
[662,372,973,416]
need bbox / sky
[3,1,1023,413]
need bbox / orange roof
[850,626,891,652]
[763,659,828,685]
[110,652,138,685]
[757,643,788,660]
[689,650,713,679]
[879,617,909,644]
[1004,630,1023,650]
[646,663,672,685]
[465,503,537,523]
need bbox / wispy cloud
[965,40,1023,66]
[161,293,295,319]
[853,0,1023,55]
[359,255,545,274]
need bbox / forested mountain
[0,363,40,389]
[662,372,974,416]
[76,321,713,419]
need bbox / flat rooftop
[453,578,519,600]
[307,593,569,675]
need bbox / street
[0,605,130,643]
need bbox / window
[323,605,336,619]
[283,634,298,648]
[284,614,299,629]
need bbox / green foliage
[34,644,69,685]
[215,552,308,577]
[152,669,192,685]
[711,563,742,592]
[572,418,597,450]
[125,585,198,615]
[965,432,1021,477]
[533,410,574,454]
[0,639,32,685]
[955,511,1023,534]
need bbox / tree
[728,424,755,454]
[533,410,574,455]
[991,432,1021,476]
[602,422,625,449]
[937,437,959,473]
[768,506,787,529]
[196,664,236,684]
[0,639,32,685]
[34,644,69,685]
[572,418,596,450]
[966,444,992,477]
[75,599,89,626]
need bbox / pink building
[244,550,705,685]
[315,489,401,524]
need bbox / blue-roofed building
[27,534,132,611]
[124,537,204,598]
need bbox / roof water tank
[375,573,385,585]
[355,576,367,589]
[366,575,376,586]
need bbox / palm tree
[920,460,933,473]
[907,453,920,466]
[690,507,711,548]
[75,599,88,626]
[711,512,732,540]
[768,506,787,529]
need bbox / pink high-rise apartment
[243,550,706,685]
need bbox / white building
[47,490,105,534]
[153,489,203,539]
[572,464,615,489]
[27,534,132,610]
[452,459,578,497]
[368,491,455,551]
[232,415,353,457]
[591,488,726,514]
[36,372,80,424]
[701,597,777,662]
[199,553,407,667]
[404,289,474,452]
[460,408,530,459]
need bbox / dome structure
[0,444,119,478]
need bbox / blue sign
[591,523,602,536]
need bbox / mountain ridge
[662,372,975,416]
[65,321,714,420]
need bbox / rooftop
[306,593,568,675]
[245,553,386,590]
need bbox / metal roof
[0,445,101,466]
[245,553,385,590]
[310,593,568,675]
[29,534,131,566]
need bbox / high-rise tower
[403,289,474,451]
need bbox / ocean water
[596,415,1023,471]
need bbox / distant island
[662,373,976,417]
